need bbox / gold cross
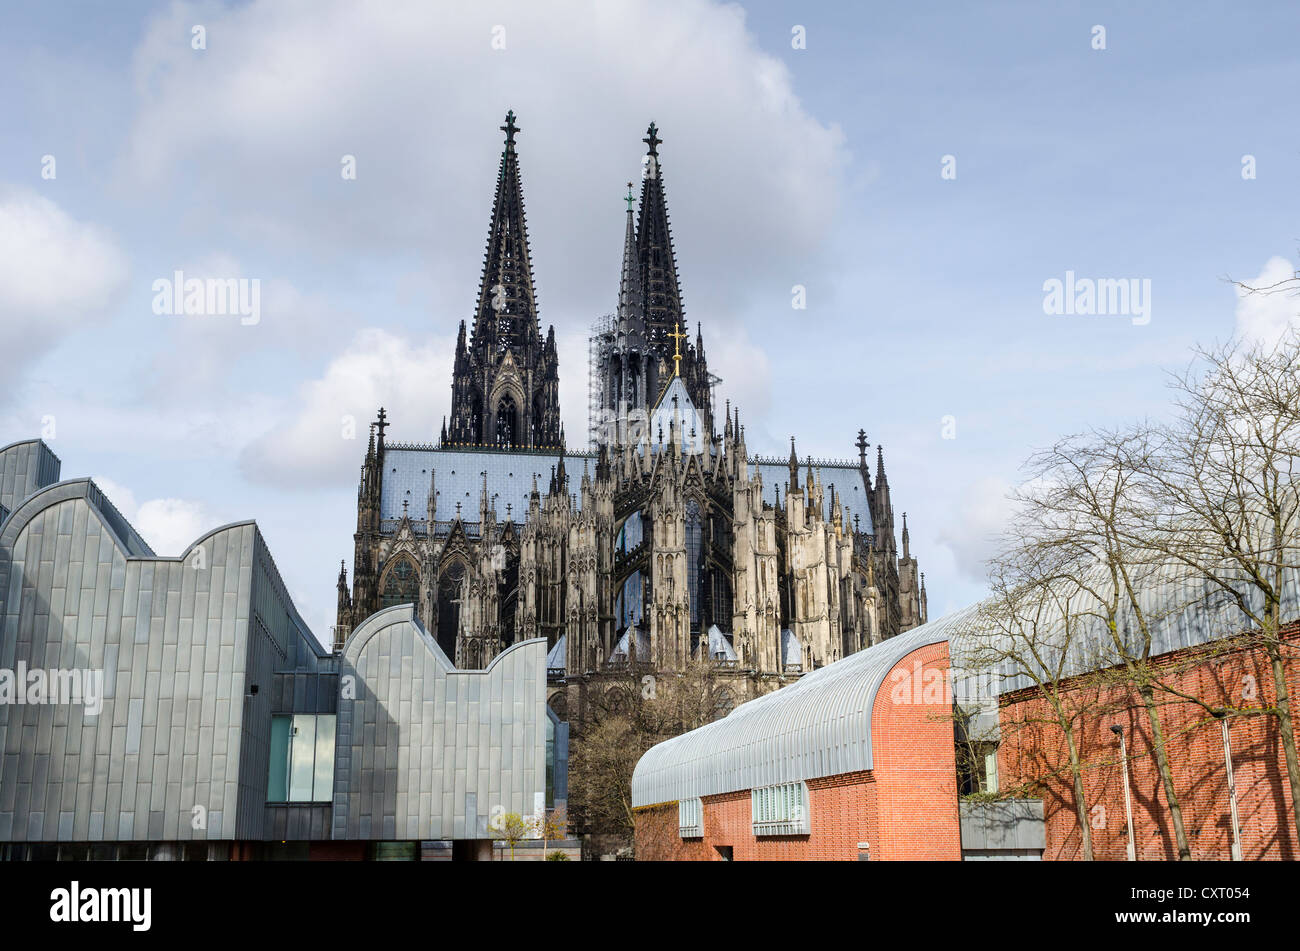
[668,321,688,377]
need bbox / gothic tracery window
[496,395,519,448]
[436,560,466,660]
[380,555,419,609]
[685,500,703,632]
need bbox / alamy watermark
[152,270,260,325]
[1042,270,1151,326]
[0,663,103,715]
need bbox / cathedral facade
[334,112,927,719]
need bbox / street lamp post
[1217,712,1243,861]
[1111,725,1136,861]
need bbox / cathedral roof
[377,445,873,531]
[545,634,566,670]
[705,625,737,662]
[610,625,651,663]
[380,445,594,523]
[648,376,707,454]
[752,460,874,533]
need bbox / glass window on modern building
[268,714,336,803]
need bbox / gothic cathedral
[335,112,927,719]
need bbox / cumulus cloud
[119,0,846,354]
[709,328,773,424]
[1234,255,1300,349]
[142,254,361,397]
[936,476,1015,583]
[239,328,451,486]
[0,187,128,366]
[91,474,223,556]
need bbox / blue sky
[3,0,1298,644]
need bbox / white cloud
[118,0,846,367]
[90,476,138,520]
[709,327,773,424]
[0,187,128,367]
[1235,255,1300,349]
[134,499,222,556]
[239,328,451,486]
[142,255,360,396]
[91,474,222,556]
[936,476,1014,583]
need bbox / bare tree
[1131,332,1300,833]
[1016,425,1213,858]
[568,656,732,845]
[966,537,1115,860]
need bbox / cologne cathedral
[334,112,927,717]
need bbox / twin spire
[470,109,541,356]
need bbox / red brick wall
[633,640,960,860]
[997,625,1300,860]
[871,640,961,860]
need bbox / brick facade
[633,640,959,860]
[997,624,1300,860]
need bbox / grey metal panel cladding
[630,616,957,808]
[332,604,547,841]
[0,478,324,843]
[0,440,61,516]
[959,799,1046,851]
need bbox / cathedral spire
[617,182,644,332]
[902,511,910,559]
[469,110,540,355]
[788,436,799,492]
[637,122,685,354]
[448,112,561,449]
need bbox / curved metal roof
[947,560,1300,699]
[630,611,971,808]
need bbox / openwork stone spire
[471,109,541,356]
[446,112,562,449]
[636,122,685,355]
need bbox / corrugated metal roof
[630,613,962,807]
[950,560,1300,698]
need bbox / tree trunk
[1138,685,1191,859]
[1064,726,1094,860]
[1265,641,1300,839]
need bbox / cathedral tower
[444,111,562,450]
[593,124,715,445]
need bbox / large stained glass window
[380,555,419,608]
[616,570,643,630]
[685,500,702,630]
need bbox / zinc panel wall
[333,605,547,841]
[0,483,257,842]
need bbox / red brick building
[633,564,1300,861]
[996,624,1300,861]
[631,622,962,861]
